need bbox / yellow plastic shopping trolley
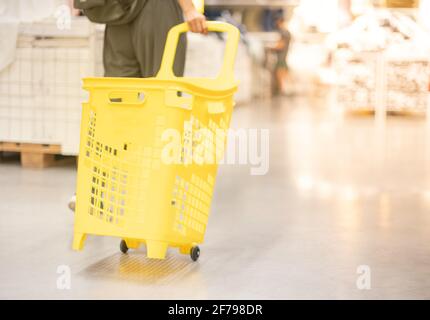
[73,21,240,261]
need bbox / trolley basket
[73,21,240,261]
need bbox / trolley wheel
[120,240,129,254]
[190,246,200,262]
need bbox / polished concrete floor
[1,95,430,299]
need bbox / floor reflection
[3,95,430,298]
[80,252,199,285]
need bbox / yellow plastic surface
[73,22,240,260]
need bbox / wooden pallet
[386,110,426,118]
[345,108,375,116]
[345,108,426,118]
[0,142,63,169]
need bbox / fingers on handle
[198,19,205,34]
[193,20,201,33]
[202,19,208,35]
[188,19,205,34]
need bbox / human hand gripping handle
[178,0,208,34]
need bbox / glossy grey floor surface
[1,96,430,299]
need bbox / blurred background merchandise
[1,0,430,300]
[1,0,429,156]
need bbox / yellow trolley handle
[156,21,240,85]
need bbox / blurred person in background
[69,0,207,211]
[267,15,292,96]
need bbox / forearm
[177,0,196,14]
[177,0,207,34]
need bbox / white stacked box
[184,33,252,104]
[386,59,430,113]
[335,51,378,111]
[234,41,253,104]
[335,51,430,113]
[331,10,430,114]
[250,60,272,100]
[0,17,101,155]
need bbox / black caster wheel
[190,246,200,262]
[120,240,129,254]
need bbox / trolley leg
[125,239,140,250]
[73,233,86,251]
[179,245,192,255]
[146,240,168,260]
